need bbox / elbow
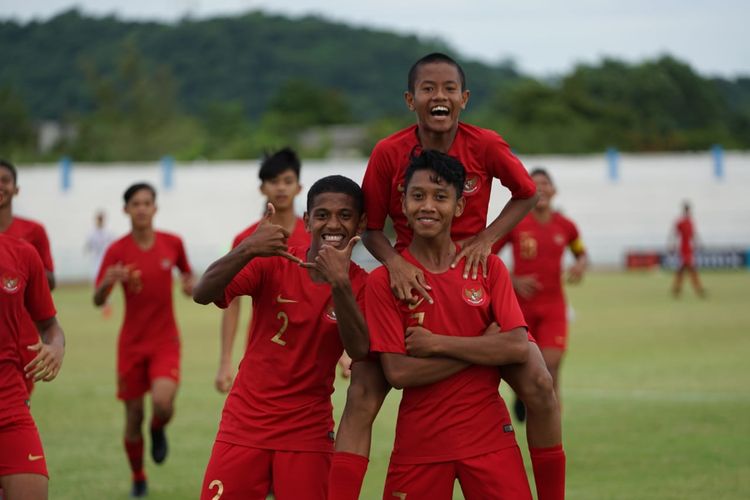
[383,368,406,390]
[192,289,213,305]
[513,339,530,364]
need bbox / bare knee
[516,365,557,413]
[152,397,174,421]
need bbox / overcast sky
[2,0,748,77]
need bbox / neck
[533,206,553,222]
[270,207,297,232]
[416,125,458,153]
[0,205,12,231]
[131,226,154,243]
[408,231,456,273]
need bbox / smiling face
[532,172,556,211]
[0,165,18,210]
[124,188,157,231]
[405,61,470,136]
[304,192,365,252]
[260,168,301,212]
[403,169,465,240]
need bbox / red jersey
[675,216,694,255]
[496,212,583,303]
[367,249,526,465]
[96,231,192,353]
[1,216,54,272]
[0,235,55,422]
[214,246,368,453]
[232,217,309,250]
[362,123,536,250]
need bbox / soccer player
[215,147,310,394]
[85,210,115,318]
[93,182,194,498]
[368,150,532,499]
[0,189,66,500]
[194,175,369,500]
[329,54,565,500]
[669,201,706,298]
[494,168,588,407]
[0,159,56,396]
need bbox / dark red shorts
[0,413,48,478]
[521,299,568,351]
[200,441,331,500]
[383,446,532,500]
[117,342,180,400]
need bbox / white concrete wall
[14,152,750,282]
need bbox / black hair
[259,147,301,182]
[404,149,466,199]
[407,52,467,93]
[530,167,554,185]
[123,182,157,204]
[0,159,17,184]
[306,175,364,214]
[683,200,691,212]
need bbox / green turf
[31,271,750,499]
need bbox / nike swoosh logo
[407,297,425,310]
[276,295,298,304]
[28,454,44,461]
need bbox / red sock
[124,437,146,482]
[530,444,566,500]
[151,414,169,430]
[327,452,369,500]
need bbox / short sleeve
[34,225,55,272]
[24,249,56,322]
[487,256,527,332]
[174,237,192,274]
[95,243,118,286]
[362,143,394,231]
[484,133,536,200]
[216,258,268,309]
[365,269,407,354]
[566,220,585,256]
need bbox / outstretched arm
[379,352,469,390]
[405,323,529,366]
[193,203,302,305]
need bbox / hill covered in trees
[1,9,748,160]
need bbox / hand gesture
[452,233,493,279]
[241,203,303,264]
[25,340,65,382]
[512,274,541,299]
[387,255,432,305]
[214,361,234,393]
[181,273,196,296]
[301,236,360,286]
[103,263,132,286]
[405,325,440,357]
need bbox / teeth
[323,235,344,241]
[431,106,449,113]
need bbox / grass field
[31,271,750,499]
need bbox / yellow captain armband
[569,238,586,256]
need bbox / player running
[93,183,194,497]
[215,147,310,394]
[0,187,66,500]
[0,159,56,397]
[194,176,369,500]
[494,168,588,410]
[669,201,706,298]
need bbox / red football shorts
[117,341,180,400]
[520,298,568,351]
[383,446,532,500]
[200,441,331,500]
[0,413,48,478]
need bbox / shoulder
[0,233,36,255]
[554,212,576,228]
[13,216,46,234]
[458,122,505,145]
[157,231,184,246]
[367,265,391,287]
[372,126,417,155]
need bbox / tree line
[1,9,747,161]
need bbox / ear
[356,212,367,235]
[455,196,466,218]
[259,183,269,197]
[295,183,302,196]
[303,212,311,233]
[404,91,415,111]
[460,89,470,110]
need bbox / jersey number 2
[271,311,289,346]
